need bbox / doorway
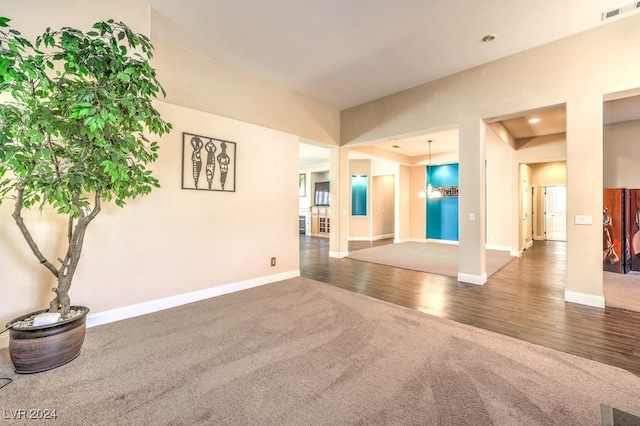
[544,185,567,241]
[520,165,532,252]
[372,175,395,240]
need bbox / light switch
[469,213,476,221]
[574,215,593,225]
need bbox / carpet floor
[604,271,640,313]
[346,242,515,278]
[1,277,639,425]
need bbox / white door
[544,186,567,241]
[521,177,529,250]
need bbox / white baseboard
[86,270,300,328]
[485,244,511,252]
[428,238,459,245]
[401,238,424,243]
[458,272,487,285]
[564,290,605,309]
[329,250,349,258]
[348,235,394,242]
[0,270,300,349]
[375,233,394,240]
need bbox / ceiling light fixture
[529,117,541,124]
[419,140,442,199]
[482,34,497,42]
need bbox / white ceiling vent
[602,2,640,20]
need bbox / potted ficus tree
[0,17,171,373]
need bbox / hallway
[300,236,640,376]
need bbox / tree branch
[44,133,62,180]
[61,190,101,288]
[12,181,59,279]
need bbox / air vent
[605,8,620,19]
[602,2,640,20]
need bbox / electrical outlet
[271,257,276,267]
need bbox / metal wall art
[181,132,236,192]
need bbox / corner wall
[0,0,330,347]
[340,13,640,304]
[0,102,301,347]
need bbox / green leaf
[116,71,130,82]
[0,16,171,235]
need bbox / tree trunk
[13,186,101,318]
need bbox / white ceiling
[143,0,640,165]
[145,0,636,110]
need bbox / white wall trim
[485,244,512,252]
[458,272,487,285]
[427,238,459,245]
[86,270,300,328]
[510,250,523,257]
[0,270,301,349]
[401,238,424,243]
[564,290,605,309]
[329,250,349,258]
[348,234,394,242]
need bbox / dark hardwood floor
[299,235,640,376]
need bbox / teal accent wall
[426,164,459,241]
[351,175,367,216]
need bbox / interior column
[565,95,604,307]
[458,117,487,284]
[329,146,349,258]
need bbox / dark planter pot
[6,306,89,374]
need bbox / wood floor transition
[300,236,640,376]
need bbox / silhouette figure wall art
[182,132,236,192]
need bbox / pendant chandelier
[419,139,442,199]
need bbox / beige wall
[408,166,428,240]
[604,120,640,188]
[341,14,640,145]
[0,102,301,333]
[1,0,150,38]
[372,176,395,238]
[3,0,341,144]
[340,13,640,303]
[486,152,514,250]
[152,38,340,147]
[0,0,323,344]
[396,165,412,242]
[516,134,567,164]
[530,162,567,186]
[4,0,640,336]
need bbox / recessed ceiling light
[529,118,541,124]
[482,34,497,42]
